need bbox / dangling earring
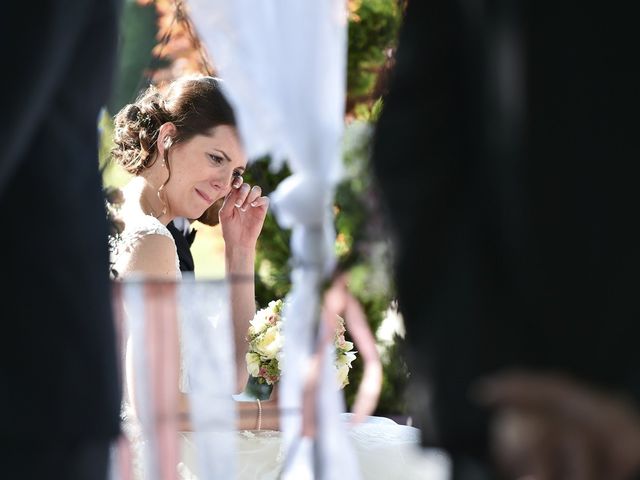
[162,137,172,166]
[155,184,168,218]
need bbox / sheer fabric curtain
[111,279,236,480]
[188,1,359,478]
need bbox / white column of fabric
[178,279,236,479]
[188,1,360,478]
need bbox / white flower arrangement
[245,299,357,388]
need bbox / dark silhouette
[167,200,224,273]
[167,219,197,272]
[1,1,122,478]
[371,2,640,479]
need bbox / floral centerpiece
[245,299,357,391]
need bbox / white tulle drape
[188,1,358,478]
[111,279,237,480]
[178,280,237,479]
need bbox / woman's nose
[209,172,234,194]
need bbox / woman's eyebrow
[215,149,232,163]
[215,148,246,172]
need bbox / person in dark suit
[1,2,122,478]
[167,198,223,273]
[370,2,640,479]
[167,217,197,272]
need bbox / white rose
[268,300,279,310]
[337,340,354,352]
[249,309,270,335]
[254,325,283,360]
[336,350,357,368]
[336,363,350,389]
[246,352,261,377]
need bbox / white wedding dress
[110,212,181,279]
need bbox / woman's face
[163,125,246,219]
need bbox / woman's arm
[219,182,270,393]
[177,395,280,431]
[226,245,257,392]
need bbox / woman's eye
[209,154,224,165]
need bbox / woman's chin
[175,207,204,223]
[191,208,208,221]
[197,198,224,227]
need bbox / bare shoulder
[119,233,178,279]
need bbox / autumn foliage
[137,0,215,86]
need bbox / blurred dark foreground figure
[371,2,640,479]
[0,2,122,479]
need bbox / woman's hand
[219,180,269,251]
[219,179,268,391]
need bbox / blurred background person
[371,2,640,479]
[0,1,122,479]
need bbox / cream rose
[337,350,357,367]
[254,325,283,360]
[336,363,350,388]
[249,309,270,336]
[338,340,354,352]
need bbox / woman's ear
[157,122,177,157]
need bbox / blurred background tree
[107,0,162,115]
[101,0,410,418]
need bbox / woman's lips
[195,188,213,204]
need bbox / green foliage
[99,0,409,415]
[241,158,292,308]
[347,0,402,107]
[108,0,167,114]
[98,108,114,170]
[245,0,409,415]
[98,109,131,189]
[353,97,385,122]
[375,333,410,415]
[247,117,410,414]
[336,119,408,414]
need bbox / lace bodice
[110,213,181,279]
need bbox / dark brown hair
[111,75,236,175]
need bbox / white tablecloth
[177,416,451,479]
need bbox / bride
[108,74,447,479]
[109,73,277,428]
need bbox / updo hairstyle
[111,75,236,175]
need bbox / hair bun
[124,103,142,123]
